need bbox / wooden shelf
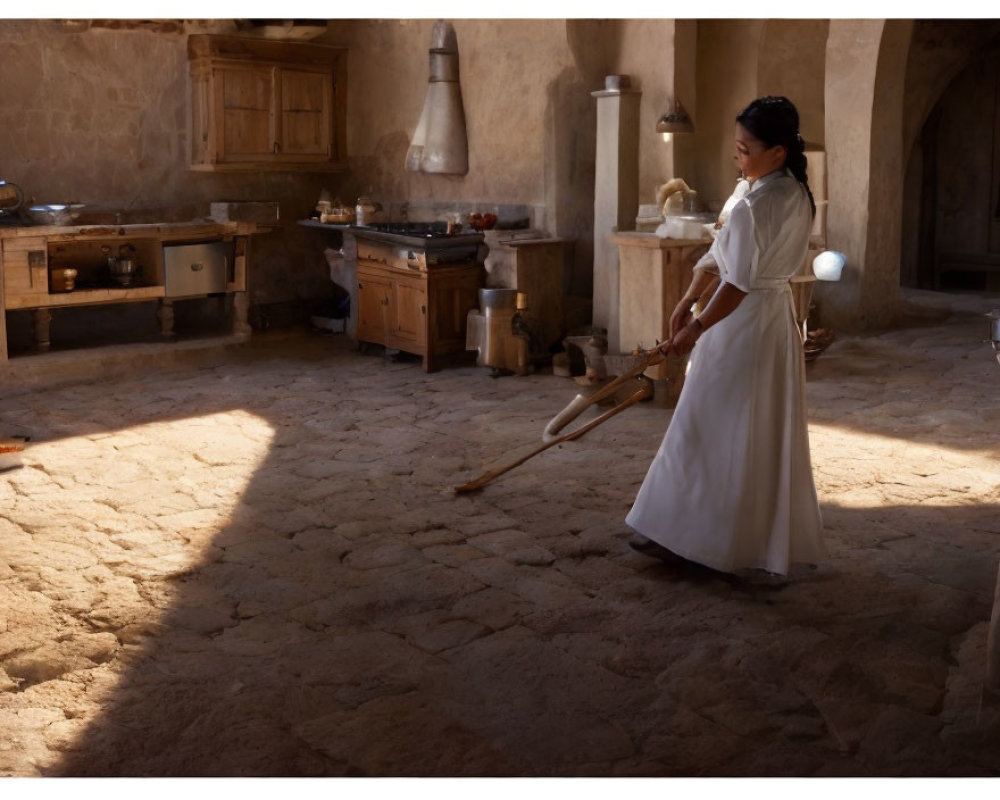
[6,285,165,310]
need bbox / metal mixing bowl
[26,203,85,226]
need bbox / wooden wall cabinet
[188,35,347,172]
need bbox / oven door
[163,242,230,297]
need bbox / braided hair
[736,96,816,217]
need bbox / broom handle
[453,380,653,493]
[542,346,670,441]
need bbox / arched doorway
[904,50,1000,291]
[899,21,1000,293]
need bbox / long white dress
[625,168,825,575]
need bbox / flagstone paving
[1,288,999,776]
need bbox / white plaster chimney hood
[405,21,469,175]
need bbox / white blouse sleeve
[713,199,755,292]
[692,243,719,275]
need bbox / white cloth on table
[625,168,825,575]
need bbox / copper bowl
[49,267,77,293]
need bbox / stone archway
[818,19,914,331]
[899,21,1000,291]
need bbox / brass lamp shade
[656,98,694,134]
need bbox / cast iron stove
[361,221,450,237]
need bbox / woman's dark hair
[736,96,815,217]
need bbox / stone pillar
[592,77,641,355]
[818,19,913,331]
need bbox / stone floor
[1,289,1000,777]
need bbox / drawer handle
[421,304,426,315]
[191,262,204,272]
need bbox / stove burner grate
[362,222,449,237]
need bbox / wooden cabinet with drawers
[355,247,483,373]
[188,35,347,172]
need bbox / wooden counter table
[611,231,711,405]
[0,220,258,362]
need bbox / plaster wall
[326,18,615,299]
[863,20,913,324]
[0,19,338,318]
[820,19,913,330]
[671,20,700,186]
[820,20,882,329]
[327,19,571,207]
[614,19,679,210]
[694,20,765,210]
[757,20,828,148]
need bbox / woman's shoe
[628,533,683,563]
[628,533,657,552]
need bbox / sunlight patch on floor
[808,421,999,508]
[0,410,275,772]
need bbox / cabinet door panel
[428,272,481,354]
[219,66,273,159]
[356,272,389,345]
[389,279,427,351]
[280,69,332,157]
[188,35,347,171]
[2,239,47,301]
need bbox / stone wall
[0,19,339,322]
[757,20,828,149]
[9,18,968,340]
[691,19,828,211]
[320,18,617,299]
[0,18,695,334]
[694,20,765,209]
[614,19,679,212]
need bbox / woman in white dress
[626,96,825,576]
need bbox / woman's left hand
[669,319,703,355]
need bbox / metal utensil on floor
[0,436,30,471]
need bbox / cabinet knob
[421,305,426,315]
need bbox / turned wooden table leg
[158,298,175,338]
[33,308,52,352]
[233,291,251,338]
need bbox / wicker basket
[602,352,647,377]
